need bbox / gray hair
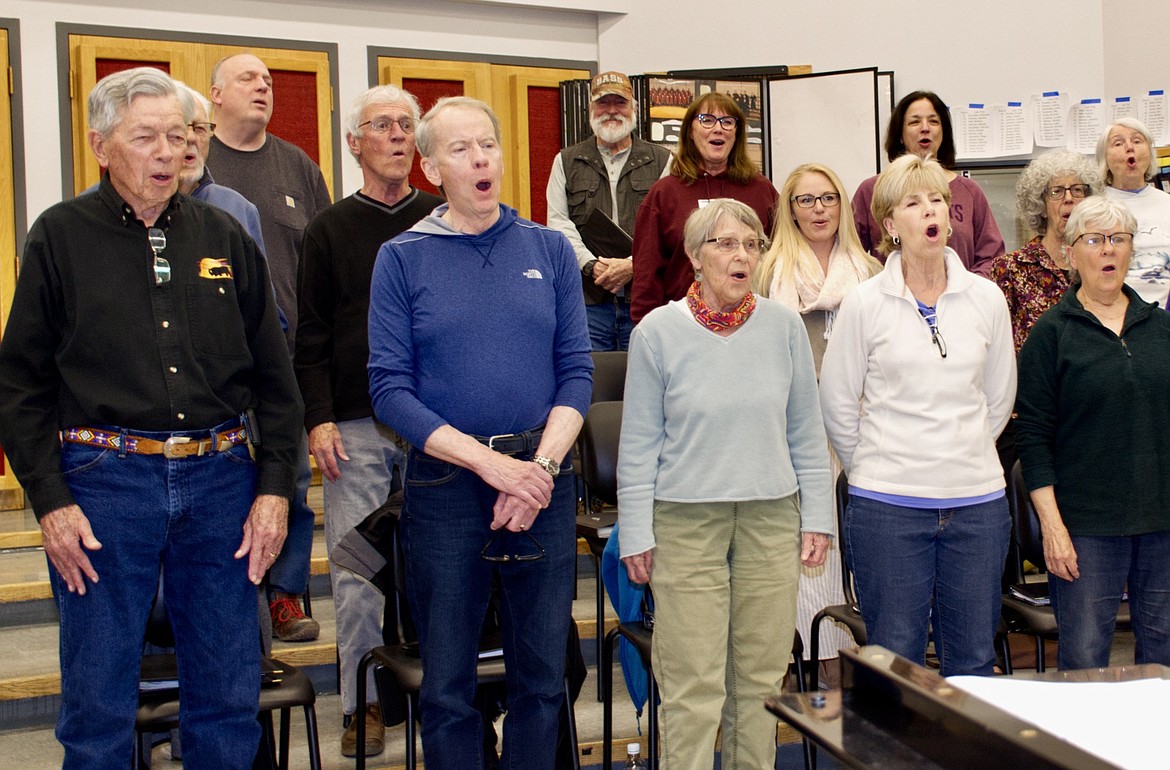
[416,96,500,158]
[682,198,765,259]
[1062,195,1138,247]
[1096,117,1159,185]
[345,85,422,159]
[177,82,212,118]
[1015,149,1103,235]
[88,67,184,137]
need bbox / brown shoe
[269,596,320,642]
[340,703,385,757]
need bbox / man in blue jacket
[367,96,592,769]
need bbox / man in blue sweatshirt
[367,96,593,768]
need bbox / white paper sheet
[1111,96,1137,123]
[1067,99,1107,154]
[1138,90,1168,144]
[947,675,1170,769]
[953,102,1032,160]
[1033,91,1070,147]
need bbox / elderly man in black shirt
[0,67,302,770]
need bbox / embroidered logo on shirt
[198,258,234,279]
[523,269,543,280]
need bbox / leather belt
[62,425,249,459]
[472,426,544,456]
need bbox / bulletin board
[768,68,881,197]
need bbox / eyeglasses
[188,121,216,138]
[1046,184,1091,200]
[930,326,947,359]
[358,116,417,134]
[792,193,841,209]
[480,530,546,563]
[695,113,738,130]
[705,236,766,255]
[919,306,947,359]
[148,228,170,286]
[1074,232,1134,249]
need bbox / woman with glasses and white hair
[630,92,779,323]
[1096,117,1170,308]
[756,163,880,685]
[619,198,831,769]
[820,153,1016,677]
[1016,195,1170,670]
[991,149,1103,352]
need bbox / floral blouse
[989,236,1072,352]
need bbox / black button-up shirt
[0,176,303,517]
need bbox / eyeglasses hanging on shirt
[917,300,947,359]
[149,227,170,285]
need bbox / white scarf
[770,240,869,316]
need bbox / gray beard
[591,115,634,145]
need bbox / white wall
[1102,0,1169,98]
[8,0,1166,227]
[599,1,1108,107]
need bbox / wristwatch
[582,259,599,280]
[532,455,561,478]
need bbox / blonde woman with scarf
[757,163,880,686]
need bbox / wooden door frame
[0,19,27,508]
[56,23,342,199]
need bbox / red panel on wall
[96,59,170,81]
[526,85,561,225]
[403,78,464,197]
[268,69,319,163]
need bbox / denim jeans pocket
[405,451,460,487]
[220,443,256,466]
[60,444,114,477]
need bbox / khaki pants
[650,496,801,770]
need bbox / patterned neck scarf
[686,280,757,332]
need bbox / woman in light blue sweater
[618,198,832,770]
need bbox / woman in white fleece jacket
[819,154,1016,677]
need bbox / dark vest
[560,136,671,303]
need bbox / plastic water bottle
[624,742,647,769]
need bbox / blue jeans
[585,298,633,352]
[323,418,405,714]
[268,431,313,596]
[844,495,1010,676]
[52,424,261,770]
[1049,530,1170,670]
[400,448,576,770]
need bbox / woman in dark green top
[1016,195,1170,670]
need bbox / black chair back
[590,351,627,404]
[578,401,622,507]
[834,472,859,607]
[1007,460,1045,583]
[144,573,176,649]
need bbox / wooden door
[378,56,588,219]
[68,35,334,198]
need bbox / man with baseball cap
[546,71,671,350]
